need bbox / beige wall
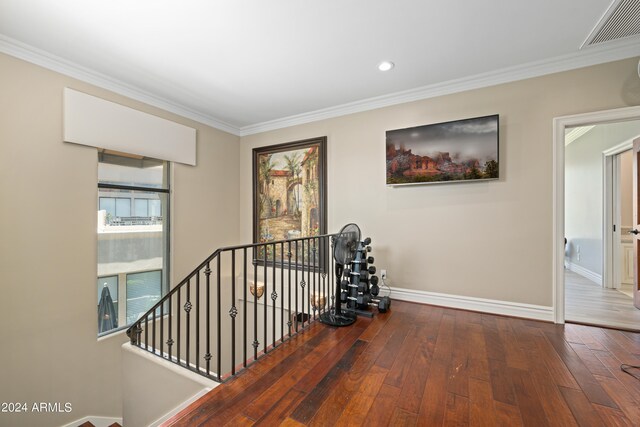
[240,57,640,308]
[0,52,240,426]
[1,47,640,426]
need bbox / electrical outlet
[381,269,387,280]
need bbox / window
[97,152,170,335]
[134,199,148,217]
[126,270,162,324]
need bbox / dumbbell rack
[340,237,390,317]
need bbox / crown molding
[2,33,638,139]
[0,34,241,136]
[240,37,640,136]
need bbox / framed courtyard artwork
[252,137,327,267]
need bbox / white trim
[240,38,640,136]
[1,34,638,138]
[388,286,553,322]
[149,388,211,427]
[553,105,640,324]
[565,125,595,146]
[613,153,622,290]
[122,343,218,387]
[60,416,122,427]
[603,142,633,290]
[604,153,616,289]
[602,139,635,156]
[0,34,240,136]
[566,262,603,285]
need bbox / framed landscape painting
[252,137,327,266]
[386,114,499,185]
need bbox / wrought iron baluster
[177,286,181,365]
[160,301,164,357]
[263,244,268,355]
[168,296,172,361]
[280,241,284,344]
[295,240,299,333]
[145,317,148,351]
[301,239,305,331]
[253,247,258,361]
[243,247,247,368]
[196,271,200,372]
[152,309,156,354]
[185,279,191,369]
[287,241,292,338]
[217,255,221,382]
[272,242,276,349]
[306,240,311,327]
[230,250,237,376]
[312,238,317,320]
[204,262,211,375]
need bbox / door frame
[553,105,640,324]
[603,142,633,290]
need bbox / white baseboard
[61,416,122,427]
[388,286,554,322]
[150,388,211,427]
[567,262,602,285]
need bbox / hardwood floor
[565,270,640,331]
[163,300,640,427]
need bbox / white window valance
[63,88,196,166]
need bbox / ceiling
[1,0,639,135]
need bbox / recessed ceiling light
[378,61,395,71]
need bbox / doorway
[555,107,640,331]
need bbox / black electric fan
[319,223,360,326]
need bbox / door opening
[555,106,640,331]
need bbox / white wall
[240,57,640,309]
[121,344,217,427]
[0,52,240,427]
[565,121,640,277]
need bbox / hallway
[565,270,640,331]
[164,300,640,426]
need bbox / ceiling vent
[582,0,640,47]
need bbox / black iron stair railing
[126,233,335,382]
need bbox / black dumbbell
[363,237,371,245]
[340,291,348,303]
[367,256,374,264]
[368,266,376,275]
[378,296,391,313]
[356,294,371,306]
[340,279,349,290]
[370,275,379,286]
[370,283,380,296]
[343,268,351,277]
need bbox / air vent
[583,0,640,47]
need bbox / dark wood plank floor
[163,300,640,427]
